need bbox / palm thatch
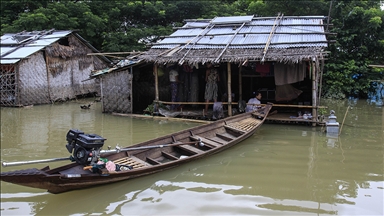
[139,15,330,65]
[140,47,326,65]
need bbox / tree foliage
[1,0,383,99]
[323,0,384,98]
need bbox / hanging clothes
[274,62,306,86]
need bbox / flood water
[1,99,383,215]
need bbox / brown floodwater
[1,98,383,215]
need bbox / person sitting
[212,102,224,120]
[246,91,262,112]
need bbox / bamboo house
[138,15,333,125]
[90,15,333,125]
[0,29,110,107]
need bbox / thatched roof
[140,15,331,65]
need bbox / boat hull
[1,104,272,193]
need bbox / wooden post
[45,55,52,102]
[129,67,133,113]
[318,55,324,106]
[311,59,317,126]
[15,64,20,106]
[227,62,232,116]
[239,64,243,101]
[154,64,159,102]
[100,77,104,112]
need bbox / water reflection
[1,99,383,215]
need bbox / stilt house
[138,15,333,125]
[0,29,110,107]
[90,15,332,125]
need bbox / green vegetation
[1,0,383,99]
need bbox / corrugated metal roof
[211,15,254,24]
[1,30,72,64]
[153,16,328,49]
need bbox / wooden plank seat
[162,151,179,160]
[206,136,228,144]
[113,156,150,169]
[226,118,261,132]
[216,133,234,141]
[220,132,239,139]
[175,144,205,154]
[146,157,161,165]
[190,135,222,148]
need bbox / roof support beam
[178,23,216,65]
[214,22,247,63]
[261,13,284,62]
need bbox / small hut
[0,29,110,107]
[89,58,148,114]
[139,15,333,125]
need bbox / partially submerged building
[139,15,333,125]
[90,15,333,125]
[0,29,110,107]
[89,58,148,114]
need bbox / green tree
[1,0,383,99]
[323,0,384,98]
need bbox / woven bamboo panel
[48,56,100,101]
[113,157,147,169]
[102,70,132,113]
[0,65,17,106]
[226,118,261,131]
[18,54,50,106]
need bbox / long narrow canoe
[1,103,272,194]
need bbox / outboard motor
[66,129,106,166]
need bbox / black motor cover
[65,129,106,165]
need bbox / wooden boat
[1,103,272,194]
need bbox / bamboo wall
[47,55,100,102]
[18,53,50,105]
[0,64,18,106]
[101,70,132,113]
[1,34,106,107]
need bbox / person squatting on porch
[204,63,219,113]
[169,64,182,110]
[246,91,262,112]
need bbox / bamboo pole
[157,100,237,105]
[239,64,243,101]
[339,106,350,136]
[156,100,327,108]
[312,59,317,126]
[100,77,104,112]
[112,112,211,124]
[130,67,133,113]
[262,13,283,62]
[272,104,327,108]
[227,62,232,116]
[154,64,159,101]
[318,55,324,106]
[45,55,52,102]
[87,52,143,55]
